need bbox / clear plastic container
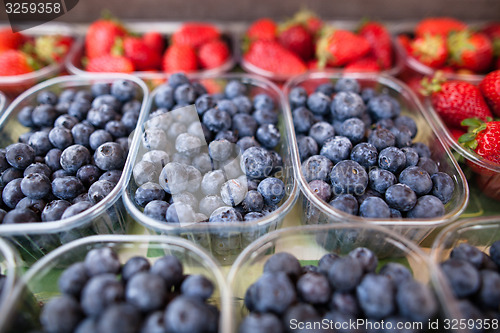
[228,223,460,332]
[0,74,149,261]
[0,92,6,114]
[431,216,500,331]
[0,238,21,332]
[283,72,469,244]
[66,22,236,78]
[423,98,500,201]
[0,23,76,97]
[0,234,231,333]
[123,73,298,265]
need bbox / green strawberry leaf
[461,118,483,129]
[458,132,476,143]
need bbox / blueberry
[330,292,360,316]
[135,182,165,207]
[92,94,121,111]
[203,108,232,132]
[48,127,74,150]
[289,86,308,107]
[28,131,53,156]
[220,178,247,206]
[181,274,214,301]
[208,139,232,163]
[431,172,454,204]
[40,295,83,333]
[368,94,399,120]
[160,162,189,194]
[411,142,431,158]
[297,136,318,162]
[385,183,417,212]
[349,247,378,273]
[391,125,412,148]
[166,202,196,223]
[6,143,35,169]
[72,193,91,204]
[237,136,260,153]
[297,271,331,304]
[54,114,79,130]
[330,160,368,196]
[172,191,198,208]
[368,167,396,193]
[378,147,406,174]
[105,120,128,138]
[164,296,218,333]
[399,166,432,196]
[253,108,278,125]
[331,91,364,121]
[375,118,395,130]
[94,142,126,171]
[357,274,395,319]
[143,150,170,168]
[329,194,359,215]
[244,212,264,221]
[253,93,274,112]
[32,104,57,127]
[215,130,238,144]
[58,262,88,297]
[168,73,190,89]
[396,280,438,322]
[417,156,438,175]
[233,113,258,137]
[225,80,246,99]
[315,82,335,95]
[97,303,141,333]
[88,180,114,204]
[17,106,34,127]
[361,87,377,102]
[478,270,500,309]
[302,155,333,183]
[151,255,183,288]
[359,196,391,218]
[309,121,335,146]
[84,247,121,277]
[91,82,110,97]
[320,136,352,164]
[349,143,377,169]
[401,147,419,167]
[194,94,215,116]
[490,241,500,267]
[335,78,361,93]
[328,256,363,292]
[306,91,331,115]
[18,131,33,144]
[2,178,24,208]
[87,105,119,128]
[240,147,273,180]
[379,262,412,287]
[21,173,51,199]
[60,145,91,173]
[0,151,9,173]
[68,99,91,120]
[41,200,71,221]
[257,177,285,205]
[256,124,280,149]
[263,252,301,279]
[175,133,202,158]
[80,273,125,317]
[122,256,151,282]
[143,128,169,151]
[2,208,39,223]
[71,122,95,147]
[125,271,167,312]
[76,164,102,188]
[232,95,253,114]
[209,206,242,222]
[16,197,45,215]
[339,117,365,144]
[141,311,167,333]
[252,271,296,314]
[391,208,402,218]
[395,115,417,138]
[441,258,480,298]
[0,167,20,186]
[143,200,169,221]
[99,170,122,185]
[121,112,139,133]
[368,128,396,152]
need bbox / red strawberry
[162,44,197,73]
[85,19,127,59]
[423,78,493,128]
[172,23,220,49]
[481,23,500,57]
[344,57,380,72]
[316,29,371,68]
[34,35,73,64]
[0,50,37,76]
[479,70,500,117]
[278,24,314,61]
[448,31,493,73]
[449,127,466,142]
[397,35,412,52]
[291,10,323,35]
[198,39,230,69]
[122,36,161,71]
[244,40,306,76]
[415,17,466,38]
[460,119,500,165]
[410,34,448,68]
[142,31,164,55]
[246,19,277,41]
[86,55,134,73]
[0,28,25,53]
[359,21,393,69]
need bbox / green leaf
[461,118,482,129]
[458,132,476,143]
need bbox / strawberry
[423,77,493,128]
[243,40,307,76]
[316,29,371,68]
[121,36,161,71]
[447,31,493,73]
[359,21,393,69]
[481,23,500,57]
[397,35,412,53]
[172,23,220,49]
[0,50,36,76]
[278,23,314,61]
[460,119,500,165]
[162,44,197,73]
[198,39,230,69]
[415,17,466,38]
[246,19,277,41]
[142,31,164,55]
[410,34,448,68]
[86,55,134,73]
[0,28,25,53]
[449,127,466,142]
[290,10,323,35]
[85,19,127,59]
[344,57,380,72]
[479,70,500,117]
[34,35,73,64]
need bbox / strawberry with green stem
[278,21,315,61]
[0,50,39,76]
[460,118,500,165]
[85,18,127,59]
[359,21,393,70]
[447,30,493,73]
[415,17,466,38]
[34,35,73,64]
[316,28,371,68]
[410,34,448,68]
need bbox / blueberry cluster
[290,78,455,219]
[40,247,219,333]
[0,80,140,224]
[240,249,438,333]
[441,241,500,329]
[133,73,286,224]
